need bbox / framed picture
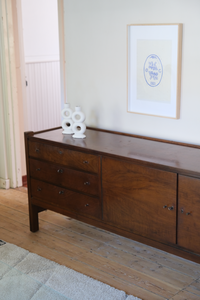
[127,24,182,119]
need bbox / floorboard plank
[185,278,200,296]
[0,213,180,298]
[0,226,164,300]
[170,290,200,300]
[1,188,200,300]
[0,205,195,292]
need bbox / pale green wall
[64,0,200,144]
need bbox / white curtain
[0,0,23,188]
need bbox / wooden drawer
[29,158,99,196]
[31,178,101,219]
[28,141,99,173]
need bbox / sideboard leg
[29,204,39,232]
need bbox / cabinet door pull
[168,206,174,211]
[84,181,90,185]
[37,187,42,192]
[36,168,41,171]
[59,190,64,195]
[58,150,63,154]
[181,209,184,213]
[163,205,167,209]
[57,169,63,173]
[83,160,88,164]
[186,212,191,215]
[85,204,89,207]
[35,148,40,153]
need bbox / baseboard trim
[22,175,27,187]
[0,178,10,189]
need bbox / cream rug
[0,240,141,300]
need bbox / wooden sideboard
[25,127,200,263]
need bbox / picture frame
[127,24,182,119]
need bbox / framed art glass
[127,24,182,118]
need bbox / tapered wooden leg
[29,204,39,232]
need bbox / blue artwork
[144,54,163,87]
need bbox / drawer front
[29,158,99,196]
[102,156,177,245]
[29,141,99,173]
[31,179,101,219]
[178,175,200,254]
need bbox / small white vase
[61,103,74,134]
[72,106,85,123]
[72,106,86,139]
[72,122,86,139]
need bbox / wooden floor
[0,188,200,300]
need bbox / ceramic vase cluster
[61,104,86,138]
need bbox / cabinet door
[178,175,200,254]
[102,157,177,244]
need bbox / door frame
[58,0,67,107]
[0,0,65,188]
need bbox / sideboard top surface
[31,128,200,177]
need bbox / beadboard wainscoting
[25,60,61,132]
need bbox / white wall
[25,61,61,131]
[64,0,200,145]
[20,0,62,134]
[21,0,60,62]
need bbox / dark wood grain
[102,156,177,245]
[31,128,200,178]
[178,175,200,254]
[24,127,200,263]
[24,131,39,232]
[31,179,101,220]
[29,158,99,196]
[29,140,99,174]
[87,126,200,149]
[22,175,27,187]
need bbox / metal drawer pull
[58,151,63,154]
[37,187,42,192]
[36,168,41,171]
[84,182,90,185]
[83,161,88,164]
[35,148,40,152]
[57,169,63,173]
[85,204,89,207]
[186,212,191,215]
[59,190,64,195]
[168,206,174,211]
[163,205,167,209]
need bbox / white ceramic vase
[72,106,86,138]
[61,103,74,134]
